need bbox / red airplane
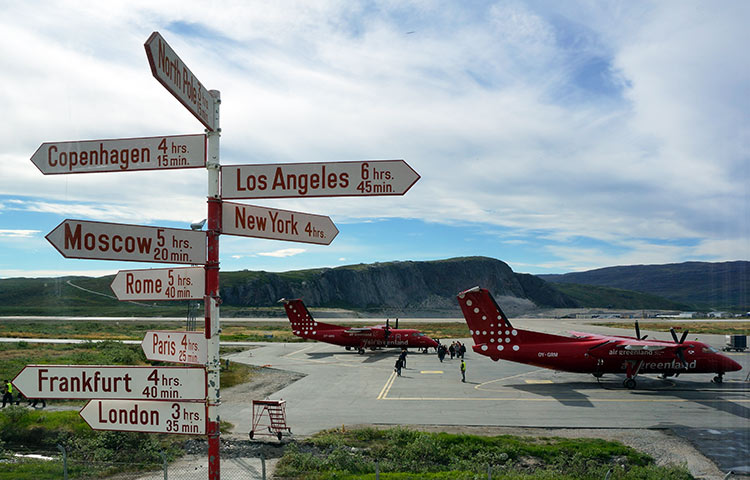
[280,298,439,354]
[457,287,742,389]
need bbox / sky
[0,0,748,279]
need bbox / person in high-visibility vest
[2,379,18,407]
[460,360,467,383]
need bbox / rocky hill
[221,256,576,316]
[540,261,749,310]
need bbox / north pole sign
[80,399,206,435]
[220,160,420,199]
[221,201,338,245]
[30,134,206,175]
[145,32,216,131]
[46,220,206,265]
[142,331,207,365]
[111,267,204,301]
[13,365,206,400]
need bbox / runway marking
[379,397,750,403]
[377,370,397,400]
[283,344,316,358]
[475,370,546,391]
[421,371,443,374]
[525,379,554,384]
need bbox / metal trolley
[249,399,292,441]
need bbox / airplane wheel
[345,347,351,351]
[277,431,283,441]
[592,372,603,378]
[623,378,636,389]
[249,431,254,439]
[358,348,365,355]
[712,375,723,384]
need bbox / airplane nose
[724,356,742,372]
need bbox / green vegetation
[551,283,692,311]
[274,427,693,479]
[596,322,749,336]
[0,407,184,479]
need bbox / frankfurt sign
[13,365,206,400]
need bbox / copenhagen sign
[30,134,206,175]
[145,32,216,131]
[111,267,205,301]
[46,220,207,265]
[13,365,206,400]
[220,160,420,199]
[221,201,338,245]
[80,399,206,435]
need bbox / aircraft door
[394,334,402,344]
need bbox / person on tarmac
[460,359,467,383]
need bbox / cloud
[0,229,39,239]
[257,248,307,258]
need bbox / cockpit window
[414,333,424,337]
[702,346,718,353]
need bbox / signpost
[144,32,217,131]
[142,331,207,365]
[28,30,419,480]
[30,134,206,175]
[111,267,205,301]
[220,160,420,199]
[13,365,206,400]
[221,201,338,245]
[80,399,206,435]
[46,220,207,265]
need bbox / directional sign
[46,220,206,265]
[142,331,207,365]
[221,201,338,245]
[145,32,216,131]
[220,160,420,199]
[13,365,206,400]
[80,399,206,435]
[111,267,204,301]
[30,134,206,175]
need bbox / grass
[274,427,693,479]
[595,321,750,336]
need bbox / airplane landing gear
[712,374,724,384]
[358,347,365,354]
[623,378,637,389]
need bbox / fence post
[376,459,380,480]
[261,453,266,480]
[57,444,67,480]
[487,463,492,480]
[160,451,168,480]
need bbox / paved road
[221,321,750,476]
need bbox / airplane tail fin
[278,298,339,335]
[456,287,526,360]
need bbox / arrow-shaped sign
[13,365,206,400]
[220,160,420,199]
[46,220,206,265]
[145,32,216,131]
[30,134,206,175]
[142,331,207,365]
[111,267,205,301]
[221,201,338,245]
[80,399,206,435]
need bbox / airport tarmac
[222,321,750,476]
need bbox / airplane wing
[345,327,376,335]
[573,332,674,352]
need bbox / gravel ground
[209,366,734,479]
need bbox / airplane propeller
[669,327,690,369]
[384,319,391,342]
[634,320,647,340]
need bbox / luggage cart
[249,399,291,441]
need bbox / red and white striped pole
[205,90,221,480]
